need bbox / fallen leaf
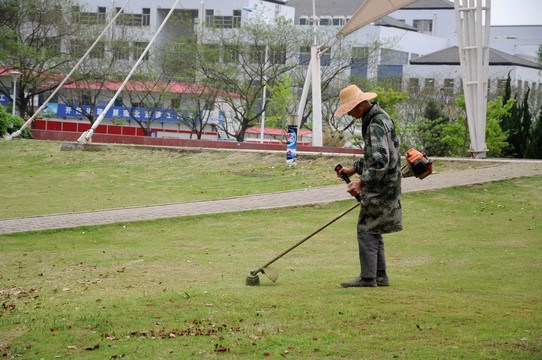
[84,344,100,351]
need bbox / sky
[490,0,542,25]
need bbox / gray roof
[287,0,454,16]
[403,0,454,9]
[410,46,540,69]
[374,16,418,31]
[287,0,422,31]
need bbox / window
[204,44,220,63]
[223,45,239,64]
[332,17,345,26]
[299,17,308,25]
[320,48,331,67]
[413,19,433,34]
[133,42,149,60]
[409,78,420,93]
[270,46,286,65]
[115,7,149,26]
[443,78,454,97]
[112,41,130,60]
[351,47,369,78]
[380,48,409,66]
[98,7,106,22]
[206,9,241,28]
[70,39,86,56]
[319,17,330,26]
[496,79,507,96]
[43,37,61,54]
[142,8,150,26]
[425,78,435,91]
[233,10,241,27]
[299,46,310,65]
[72,6,106,24]
[205,9,214,25]
[250,45,265,64]
[90,41,105,59]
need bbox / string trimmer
[245,164,359,286]
[245,148,433,286]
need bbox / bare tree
[57,5,143,125]
[168,17,311,142]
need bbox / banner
[286,125,298,165]
[38,103,225,124]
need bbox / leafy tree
[525,105,542,159]
[454,95,513,157]
[265,74,297,129]
[347,87,407,149]
[0,0,80,118]
[416,99,453,156]
[485,97,511,157]
[500,74,534,158]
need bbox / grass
[0,139,498,219]
[1,142,541,359]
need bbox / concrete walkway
[1,159,540,234]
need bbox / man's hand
[346,180,363,199]
[336,166,356,180]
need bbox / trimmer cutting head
[245,266,279,286]
[245,271,260,286]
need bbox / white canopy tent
[300,0,490,158]
[454,0,490,159]
[297,0,418,146]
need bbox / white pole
[310,0,322,146]
[6,0,133,141]
[11,72,21,116]
[260,45,268,144]
[311,45,322,146]
[78,0,181,144]
[296,62,312,129]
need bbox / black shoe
[340,276,377,288]
[376,276,389,286]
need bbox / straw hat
[334,85,377,116]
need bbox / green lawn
[1,139,498,219]
[1,161,540,359]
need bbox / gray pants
[357,232,386,279]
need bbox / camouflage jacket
[353,103,402,234]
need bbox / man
[334,85,402,287]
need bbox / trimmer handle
[334,164,362,202]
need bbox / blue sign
[286,125,297,165]
[37,103,226,124]
[0,93,12,105]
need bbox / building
[2,0,541,143]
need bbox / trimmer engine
[401,148,433,179]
